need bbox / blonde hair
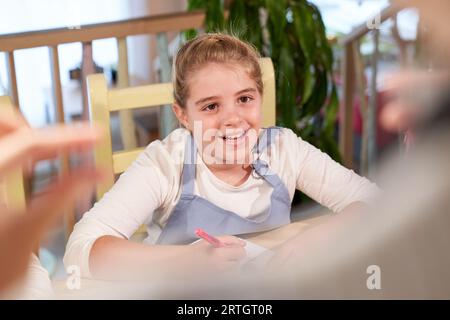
[173,33,263,108]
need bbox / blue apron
[156,127,291,245]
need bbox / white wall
[0,0,133,127]
[127,0,187,84]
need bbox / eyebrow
[195,95,220,106]
[194,88,257,106]
[235,88,257,95]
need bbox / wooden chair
[0,95,26,212]
[87,57,276,234]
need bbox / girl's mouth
[218,129,249,146]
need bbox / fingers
[23,167,105,237]
[219,245,246,261]
[191,236,247,273]
[0,167,104,290]
[216,235,246,247]
[0,123,103,175]
[212,236,247,261]
[26,123,104,161]
[203,246,246,274]
[380,101,416,132]
[0,114,104,291]
[381,70,450,132]
[0,108,29,137]
[383,70,449,92]
[29,123,103,150]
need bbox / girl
[64,33,379,279]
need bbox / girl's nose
[223,115,243,128]
[221,104,243,128]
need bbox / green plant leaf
[301,65,314,104]
[278,44,297,129]
[228,0,247,35]
[265,0,287,40]
[184,29,198,41]
[292,2,316,65]
[308,2,333,70]
[301,68,327,117]
[320,129,341,163]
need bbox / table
[52,207,332,298]
[241,207,331,249]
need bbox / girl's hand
[189,235,247,274]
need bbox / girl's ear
[172,104,189,129]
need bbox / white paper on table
[239,239,275,273]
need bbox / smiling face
[173,62,262,166]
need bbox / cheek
[186,107,214,130]
[190,117,218,138]
[187,111,218,149]
[247,100,263,125]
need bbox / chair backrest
[87,57,276,200]
[0,95,26,212]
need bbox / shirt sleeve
[290,130,381,213]
[63,141,178,278]
[15,254,54,299]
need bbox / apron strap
[181,134,196,196]
[252,126,279,155]
[251,127,286,189]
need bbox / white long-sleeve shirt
[64,127,379,277]
[3,254,54,299]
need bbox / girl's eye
[203,103,218,112]
[238,96,253,104]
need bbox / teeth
[222,130,246,140]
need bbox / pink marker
[195,228,224,247]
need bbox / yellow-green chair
[87,57,276,235]
[0,95,26,212]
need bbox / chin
[213,144,253,165]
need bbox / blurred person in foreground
[0,106,104,299]
[246,0,450,299]
[163,0,450,299]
